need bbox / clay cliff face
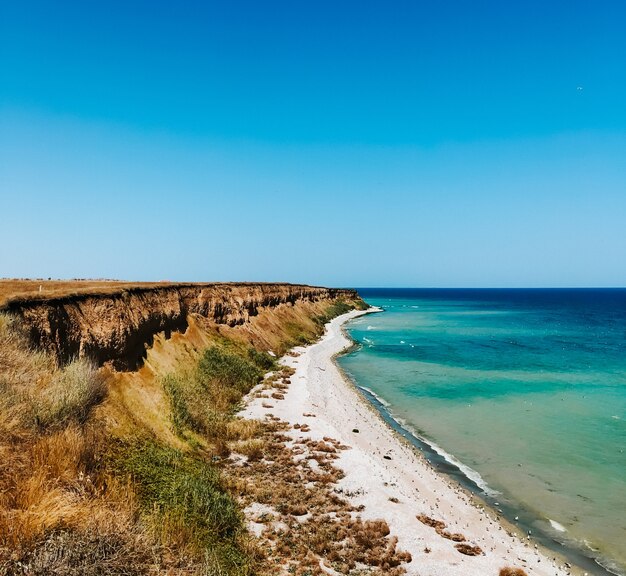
[2,283,358,370]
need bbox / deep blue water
[338,288,626,575]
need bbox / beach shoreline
[241,308,583,575]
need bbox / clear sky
[1,1,625,287]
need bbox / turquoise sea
[338,289,626,576]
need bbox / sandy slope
[242,309,577,576]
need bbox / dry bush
[416,513,466,542]
[309,441,336,454]
[225,418,260,441]
[500,568,528,576]
[416,514,446,530]
[455,543,483,556]
[233,438,265,461]
[442,531,466,542]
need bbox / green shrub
[113,441,251,574]
[163,345,266,439]
[198,347,263,394]
[313,300,355,326]
[113,441,242,547]
[247,348,276,371]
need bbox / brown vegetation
[416,514,467,543]
[499,568,529,576]
[0,314,163,574]
[223,417,412,575]
[454,543,483,556]
[0,279,158,307]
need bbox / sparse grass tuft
[225,418,261,441]
[232,438,265,461]
[34,360,106,429]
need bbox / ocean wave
[355,385,498,497]
[358,386,391,407]
[549,519,567,533]
[410,428,499,497]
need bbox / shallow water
[338,289,626,575]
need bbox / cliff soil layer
[1,282,358,370]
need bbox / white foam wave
[549,519,567,533]
[358,386,391,407]
[358,390,499,497]
[390,417,497,496]
[423,438,500,497]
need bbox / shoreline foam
[241,308,587,575]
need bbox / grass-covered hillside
[0,295,369,575]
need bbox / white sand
[242,309,577,576]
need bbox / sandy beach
[241,308,580,576]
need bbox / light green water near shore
[338,289,626,575]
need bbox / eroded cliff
[2,283,359,370]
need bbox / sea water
[338,289,626,575]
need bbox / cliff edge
[1,282,359,370]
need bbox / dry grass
[3,528,152,576]
[0,315,190,574]
[0,279,165,307]
[0,313,105,432]
[226,418,261,441]
[0,317,127,563]
[232,438,266,461]
[417,514,479,553]
[0,279,344,308]
[34,360,106,429]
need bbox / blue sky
[1,1,625,287]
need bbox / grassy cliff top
[0,279,330,308]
